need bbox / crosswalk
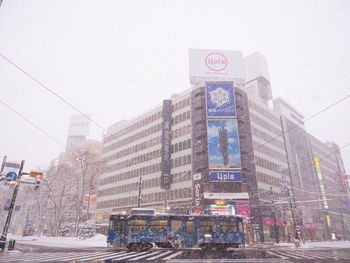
[266,249,350,261]
[0,249,350,262]
[0,250,183,262]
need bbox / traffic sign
[5,172,17,182]
[29,171,43,179]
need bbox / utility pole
[270,186,279,243]
[164,190,169,212]
[137,176,143,208]
[0,160,25,250]
[339,198,346,241]
[287,187,296,239]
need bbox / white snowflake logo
[209,87,230,107]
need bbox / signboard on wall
[189,49,245,80]
[206,83,236,117]
[235,201,250,219]
[67,114,91,136]
[207,119,241,169]
[160,100,172,189]
[209,171,242,182]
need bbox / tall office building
[96,49,348,242]
[308,136,350,240]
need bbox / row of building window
[173,97,191,112]
[98,176,163,197]
[171,155,191,168]
[105,122,191,156]
[100,162,162,185]
[105,111,163,144]
[248,100,280,126]
[259,189,280,200]
[251,125,285,151]
[172,111,191,126]
[172,170,192,183]
[104,136,162,162]
[250,112,281,138]
[97,186,192,209]
[256,171,281,188]
[172,124,191,139]
[255,156,282,173]
[253,140,287,163]
[104,123,162,152]
[108,149,161,172]
[171,139,191,153]
[99,154,191,185]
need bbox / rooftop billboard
[189,49,245,81]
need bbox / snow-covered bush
[59,222,75,237]
[78,220,96,239]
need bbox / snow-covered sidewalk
[6,234,108,248]
[277,240,350,249]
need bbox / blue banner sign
[209,171,242,182]
[206,82,236,117]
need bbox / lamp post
[85,163,110,220]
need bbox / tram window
[108,220,115,231]
[129,220,147,231]
[219,221,236,232]
[117,221,126,234]
[171,220,182,232]
[150,220,168,232]
[238,221,243,233]
[199,221,215,232]
[186,221,194,234]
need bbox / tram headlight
[204,234,212,238]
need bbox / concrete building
[96,49,349,243]
[308,136,350,240]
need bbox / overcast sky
[0,0,349,172]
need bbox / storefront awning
[204,192,249,200]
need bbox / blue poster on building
[209,171,242,182]
[207,119,241,169]
[206,82,236,117]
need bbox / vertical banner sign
[206,82,236,118]
[161,100,172,189]
[235,201,250,219]
[207,119,241,169]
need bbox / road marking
[162,251,183,260]
[105,251,149,261]
[266,251,289,260]
[299,251,329,259]
[94,251,137,261]
[55,251,113,261]
[146,250,173,260]
[277,251,304,259]
[128,251,161,260]
[68,252,122,262]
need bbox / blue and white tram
[107,210,245,251]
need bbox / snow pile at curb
[7,234,108,248]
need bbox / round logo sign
[205,52,228,72]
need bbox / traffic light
[34,175,41,191]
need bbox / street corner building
[96,49,350,243]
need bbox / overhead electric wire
[255,92,350,152]
[0,100,101,167]
[0,99,66,149]
[0,53,109,135]
[1,53,349,178]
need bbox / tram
[107,209,245,251]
